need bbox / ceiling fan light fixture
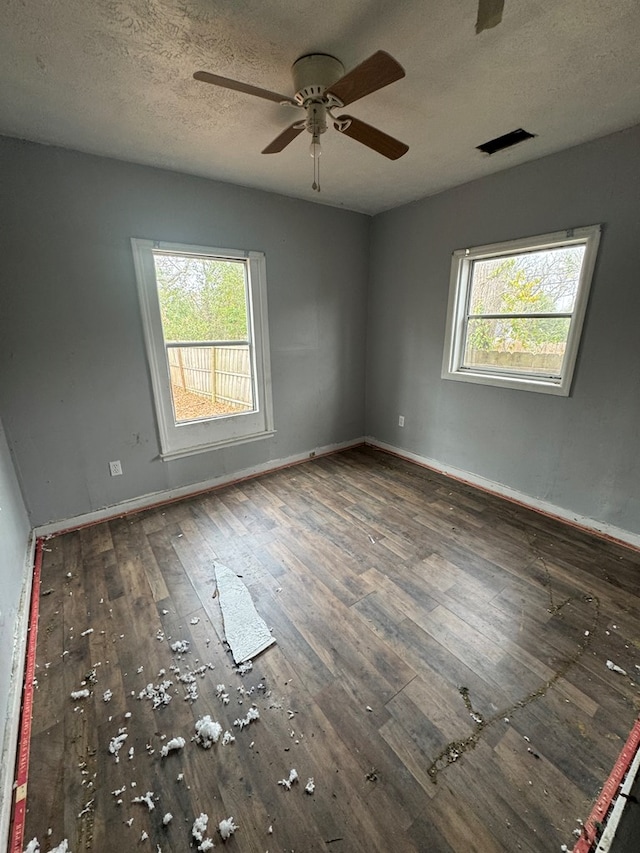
[292,54,345,104]
[193,49,409,192]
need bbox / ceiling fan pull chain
[312,150,321,192]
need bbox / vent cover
[477,128,535,155]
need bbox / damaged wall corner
[0,416,33,851]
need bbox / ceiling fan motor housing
[292,54,345,105]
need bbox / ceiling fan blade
[476,0,505,33]
[335,116,408,160]
[325,51,405,106]
[193,70,296,105]
[262,123,305,154]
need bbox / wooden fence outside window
[166,343,254,410]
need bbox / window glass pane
[468,246,586,316]
[152,253,255,424]
[463,317,571,375]
[153,253,249,341]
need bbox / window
[132,239,274,459]
[441,225,601,395]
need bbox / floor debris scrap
[215,562,276,663]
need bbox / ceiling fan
[193,51,409,191]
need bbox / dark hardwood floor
[22,446,640,852]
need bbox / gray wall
[0,137,369,526]
[0,416,30,800]
[2,126,639,538]
[367,124,640,536]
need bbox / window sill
[159,429,277,462]
[442,369,569,396]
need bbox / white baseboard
[0,533,37,852]
[595,732,640,852]
[34,438,365,537]
[365,437,640,552]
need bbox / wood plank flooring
[22,446,640,852]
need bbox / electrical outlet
[109,460,123,477]
[398,415,405,427]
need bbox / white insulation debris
[219,817,238,840]
[215,562,275,664]
[103,689,113,702]
[108,731,128,762]
[233,707,260,730]
[162,813,173,825]
[132,791,155,811]
[70,689,90,700]
[305,777,315,794]
[170,640,190,654]
[278,768,299,790]
[160,736,185,757]
[29,842,69,853]
[194,716,223,748]
[192,814,209,841]
[138,680,173,709]
[192,814,214,849]
[221,730,235,746]
[606,660,627,675]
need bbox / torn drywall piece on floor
[215,562,275,664]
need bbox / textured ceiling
[1,0,640,214]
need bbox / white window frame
[441,225,601,396]
[132,238,274,460]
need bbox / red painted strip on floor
[573,717,640,853]
[9,538,44,853]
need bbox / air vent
[477,128,535,155]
